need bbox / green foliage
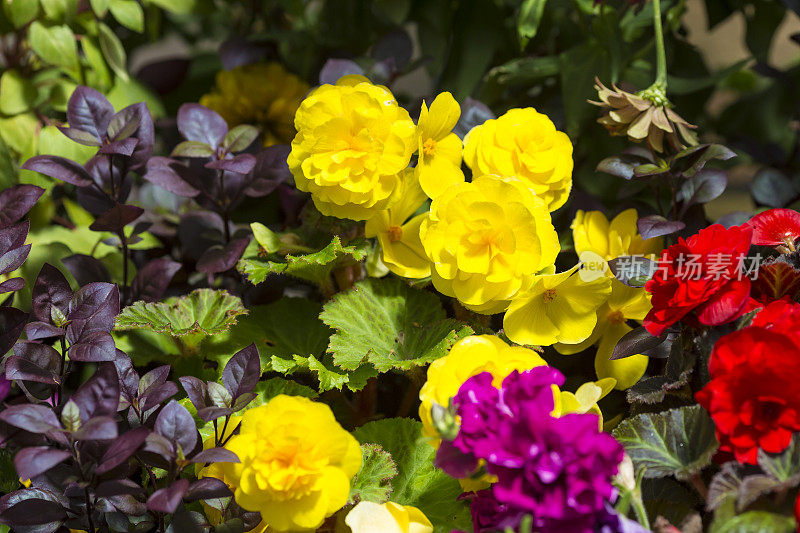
[612,405,719,481]
[321,278,473,372]
[115,289,248,336]
[349,444,399,504]
[353,418,471,533]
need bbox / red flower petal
[745,208,800,247]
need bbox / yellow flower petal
[595,322,648,390]
[419,92,460,142]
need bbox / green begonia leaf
[320,278,473,372]
[349,444,398,504]
[612,405,719,481]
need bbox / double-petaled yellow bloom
[200,62,309,146]
[217,395,362,532]
[463,108,573,211]
[288,75,416,221]
[503,266,613,347]
[364,169,430,279]
[419,175,559,314]
[415,92,464,199]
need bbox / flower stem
[652,0,667,90]
[631,494,650,530]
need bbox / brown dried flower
[590,78,698,153]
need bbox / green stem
[631,494,650,530]
[652,0,667,90]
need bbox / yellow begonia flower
[288,75,416,221]
[200,62,309,146]
[344,501,433,533]
[217,395,362,532]
[503,266,612,347]
[415,92,464,199]
[420,175,559,314]
[556,282,652,390]
[559,377,616,428]
[365,169,430,278]
[572,208,663,270]
[463,108,573,211]
[419,335,549,444]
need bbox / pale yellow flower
[344,501,433,533]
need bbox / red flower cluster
[643,224,753,336]
[696,299,800,464]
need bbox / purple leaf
[130,257,180,302]
[319,58,364,85]
[179,376,207,410]
[0,185,45,228]
[0,277,25,293]
[61,254,111,286]
[183,477,232,501]
[146,479,189,514]
[677,168,728,207]
[24,322,64,341]
[97,137,139,156]
[71,363,120,421]
[95,479,144,497]
[246,145,291,197]
[13,447,71,481]
[89,204,144,233]
[0,404,61,433]
[107,102,145,141]
[205,153,257,174]
[95,426,150,474]
[0,306,28,355]
[177,103,228,149]
[66,282,119,341]
[71,415,118,440]
[0,496,66,525]
[141,382,179,412]
[114,351,140,403]
[57,126,103,146]
[68,331,117,362]
[155,400,198,454]
[222,344,260,399]
[0,220,29,254]
[22,155,94,187]
[196,406,233,423]
[190,447,239,464]
[636,215,686,240]
[13,341,60,371]
[66,86,114,142]
[142,432,176,463]
[219,37,267,70]
[611,326,668,360]
[143,157,201,198]
[196,237,251,274]
[0,243,30,276]
[139,365,170,396]
[5,356,59,385]
[32,263,72,324]
[0,377,9,402]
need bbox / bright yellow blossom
[344,501,433,533]
[288,75,416,221]
[503,266,612,347]
[200,62,309,146]
[419,175,559,314]
[559,377,616,428]
[365,169,430,278]
[572,208,663,270]
[463,108,573,211]
[556,282,652,390]
[217,395,362,532]
[415,92,464,199]
[418,335,549,444]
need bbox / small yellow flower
[415,92,464,199]
[418,335,548,444]
[200,62,309,146]
[503,266,612,347]
[217,395,362,532]
[419,175,559,314]
[365,169,430,279]
[556,282,652,390]
[463,108,573,211]
[559,378,616,428]
[344,501,433,533]
[288,75,416,221]
[572,208,663,269]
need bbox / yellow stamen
[422,138,437,156]
[606,310,625,324]
[542,289,557,303]
[388,225,403,242]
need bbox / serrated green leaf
[710,505,795,533]
[352,418,471,533]
[349,444,398,504]
[612,405,719,481]
[237,235,369,287]
[252,377,318,405]
[320,278,473,372]
[758,435,800,483]
[97,21,128,81]
[109,0,144,32]
[0,69,37,115]
[28,22,79,79]
[115,288,247,336]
